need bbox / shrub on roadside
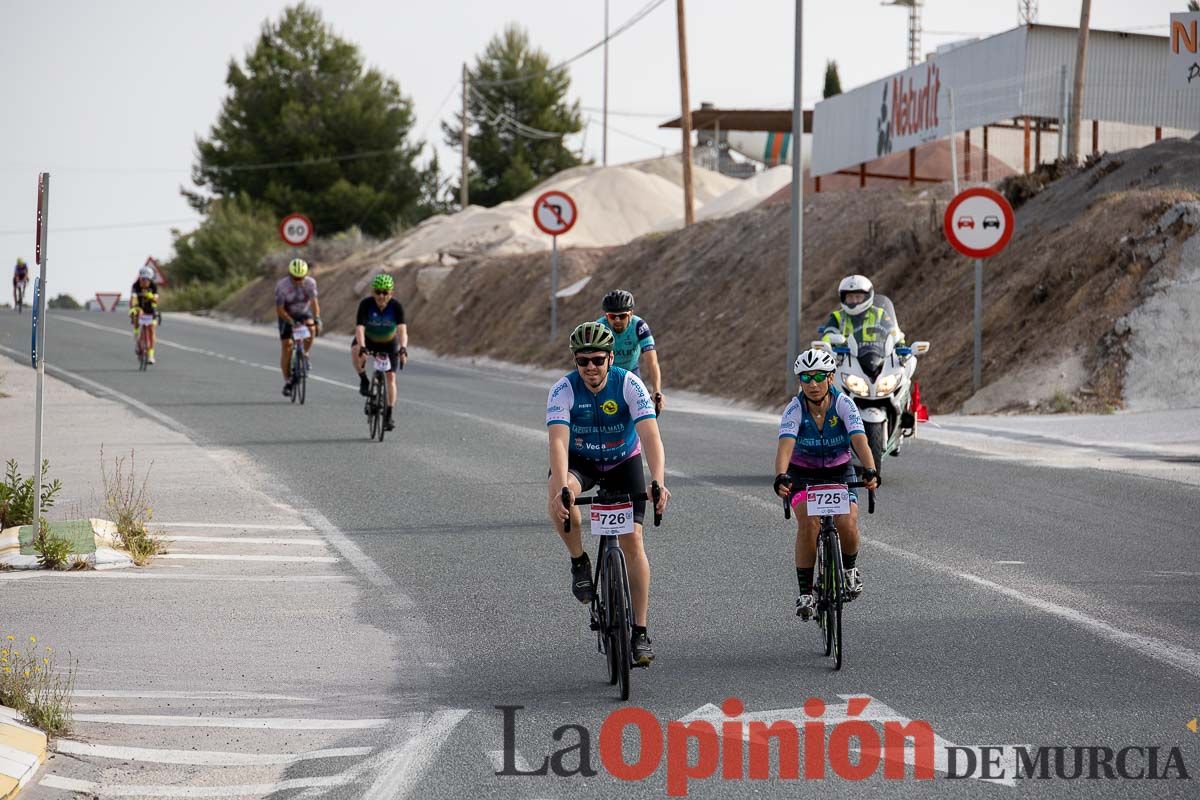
[33,519,73,570]
[0,633,76,738]
[160,275,251,312]
[0,459,62,530]
[100,449,164,565]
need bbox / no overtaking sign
[943,187,1014,259]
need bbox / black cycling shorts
[563,453,648,525]
[353,337,400,372]
[278,313,313,341]
[786,463,860,506]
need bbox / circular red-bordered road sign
[943,187,1015,259]
[279,213,314,247]
[532,190,577,237]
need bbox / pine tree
[823,61,843,99]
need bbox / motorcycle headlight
[876,373,899,396]
[843,374,870,396]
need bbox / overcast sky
[0,0,1184,302]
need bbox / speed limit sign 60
[280,213,313,247]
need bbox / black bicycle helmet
[602,289,635,313]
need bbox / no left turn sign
[280,213,314,247]
[533,190,577,237]
[943,187,1014,259]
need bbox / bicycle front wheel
[606,549,631,701]
[826,526,845,671]
[374,378,387,442]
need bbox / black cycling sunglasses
[575,355,607,367]
[799,371,832,383]
[373,289,389,295]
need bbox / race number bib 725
[806,484,850,516]
[590,501,635,537]
[373,354,392,373]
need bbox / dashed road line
[73,689,311,701]
[157,553,340,563]
[158,522,316,531]
[72,713,395,730]
[40,773,361,797]
[164,535,327,546]
[55,740,373,766]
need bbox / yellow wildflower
[2,667,10,674]
[5,635,12,641]
[43,658,49,665]
[23,670,29,677]
[29,635,36,643]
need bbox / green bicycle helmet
[288,258,309,278]
[372,274,394,292]
[569,321,615,353]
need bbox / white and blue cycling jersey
[778,387,865,469]
[598,315,655,373]
[546,366,657,468]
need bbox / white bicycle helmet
[138,265,155,280]
[838,275,874,316]
[793,348,837,376]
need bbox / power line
[580,105,672,118]
[475,0,667,88]
[469,87,566,139]
[586,117,665,152]
[0,217,199,237]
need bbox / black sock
[632,624,648,638]
[796,567,814,594]
[570,553,589,570]
[842,551,857,570]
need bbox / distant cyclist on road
[352,274,408,432]
[12,258,29,307]
[275,258,321,397]
[774,348,878,621]
[129,266,160,363]
[819,275,903,347]
[597,290,664,415]
[547,321,670,667]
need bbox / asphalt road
[3,309,1200,799]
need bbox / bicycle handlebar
[782,480,875,520]
[562,480,663,533]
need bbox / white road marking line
[995,560,1026,565]
[55,740,373,766]
[157,553,340,563]
[486,749,534,773]
[41,773,360,797]
[0,571,348,583]
[158,522,316,531]
[361,709,471,800]
[164,535,327,546]
[73,689,311,701]
[72,713,394,730]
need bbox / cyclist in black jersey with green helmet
[352,274,408,432]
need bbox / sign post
[943,186,1015,394]
[32,173,50,529]
[532,190,578,343]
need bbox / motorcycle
[813,327,930,476]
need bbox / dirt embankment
[221,138,1200,415]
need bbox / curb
[0,706,46,799]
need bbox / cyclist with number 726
[547,322,670,666]
[775,349,879,621]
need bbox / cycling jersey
[598,315,655,373]
[546,366,656,469]
[356,297,405,345]
[13,265,28,282]
[778,387,864,470]
[275,276,318,318]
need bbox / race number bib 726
[590,501,635,536]
[806,484,850,517]
[292,325,310,341]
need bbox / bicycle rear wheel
[374,377,387,442]
[606,549,631,701]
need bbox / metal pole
[787,0,804,390]
[973,258,982,394]
[675,0,695,226]
[1058,64,1069,160]
[1067,0,1092,162]
[550,236,559,343]
[947,88,960,194]
[33,173,50,529]
[461,63,469,208]
[602,0,609,166]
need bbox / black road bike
[564,482,662,701]
[784,478,875,671]
[364,351,401,442]
[14,280,27,314]
[288,324,311,404]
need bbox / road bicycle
[363,350,401,441]
[14,280,27,314]
[288,323,312,404]
[563,482,662,701]
[135,313,155,371]
[783,478,875,671]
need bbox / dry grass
[100,448,165,566]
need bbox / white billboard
[1170,12,1200,89]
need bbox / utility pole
[603,0,609,166]
[787,1,803,390]
[675,0,695,225]
[1068,0,1091,162]
[461,62,470,208]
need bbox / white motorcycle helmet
[138,266,155,280]
[793,348,837,376]
[838,275,874,316]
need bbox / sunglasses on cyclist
[605,312,631,320]
[373,289,389,295]
[799,371,832,383]
[575,355,608,367]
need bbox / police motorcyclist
[819,275,903,348]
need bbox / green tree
[444,25,585,207]
[189,3,425,237]
[1190,1,1199,11]
[47,294,80,310]
[164,195,281,287]
[823,60,843,99]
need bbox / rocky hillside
[221,137,1200,415]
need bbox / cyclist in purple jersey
[774,348,878,621]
